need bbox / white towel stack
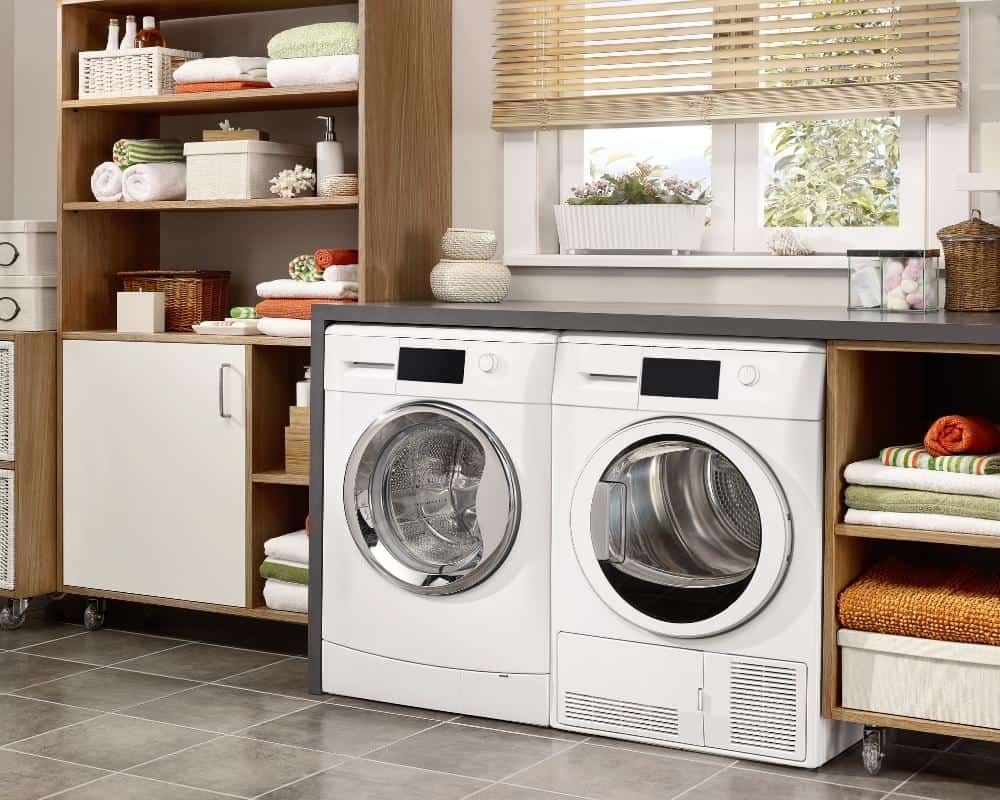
[262,529,309,613]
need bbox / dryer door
[571,418,791,638]
[345,402,521,595]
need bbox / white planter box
[0,276,57,331]
[554,204,707,253]
[184,141,314,201]
[0,221,56,276]
[839,628,1000,729]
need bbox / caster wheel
[862,726,885,776]
[0,598,29,631]
[83,599,106,632]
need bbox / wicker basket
[318,174,359,198]
[79,48,203,99]
[430,260,510,303]
[118,270,230,331]
[937,210,1000,311]
[441,228,498,261]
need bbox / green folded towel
[112,139,185,170]
[268,22,359,59]
[880,444,1000,475]
[260,559,308,585]
[845,484,1000,521]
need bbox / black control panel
[397,347,466,384]
[640,357,721,400]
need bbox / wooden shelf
[63,331,310,347]
[832,705,1000,743]
[63,0,353,21]
[836,522,1000,550]
[63,84,358,115]
[64,197,358,213]
[253,471,310,487]
[249,605,309,625]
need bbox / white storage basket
[0,469,13,591]
[184,141,315,201]
[0,221,56,276]
[0,342,13,462]
[839,628,1000,729]
[79,48,202,99]
[0,277,56,331]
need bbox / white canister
[0,221,57,276]
[0,275,57,331]
[296,366,311,407]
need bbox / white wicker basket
[79,48,203,99]
[430,260,511,303]
[0,469,13,591]
[0,342,13,462]
[184,141,314,201]
[319,174,359,198]
[441,228,498,261]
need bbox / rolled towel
[176,81,271,94]
[264,529,309,563]
[112,139,184,170]
[256,298,355,320]
[91,162,123,202]
[267,55,360,88]
[258,317,311,338]
[924,415,1000,457]
[314,248,359,269]
[257,278,357,299]
[267,22,359,59]
[324,265,358,283]
[122,163,187,202]
[173,56,271,84]
[263,579,308,613]
[260,558,308,586]
[230,306,259,320]
[288,254,321,282]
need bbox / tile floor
[1,616,999,799]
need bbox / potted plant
[554,161,710,253]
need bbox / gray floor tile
[219,657,314,699]
[244,702,439,756]
[9,713,215,771]
[324,693,458,721]
[514,742,719,800]
[117,642,288,682]
[452,716,587,742]
[262,758,487,799]
[0,748,106,800]
[129,735,342,797]
[53,773,229,799]
[0,651,92,692]
[475,787,579,800]
[897,753,1000,800]
[369,723,571,781]
[586,735,737,766]
[126,683,315,733]
[0,622,83,651]
[892,730,958,751]
[16,666,198,711]
[22,630,183,666]
[951,738,1000,761]
[695,768,888,799]
[0,694,100,746]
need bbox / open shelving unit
[56,0,451,625]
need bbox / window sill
[504,253,850,270]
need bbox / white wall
[0,3,14,219]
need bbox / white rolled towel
[267,55,359,88]
[122,162,187,202]
[91,162,124,202]
[258,317,311,338]
[323,264,358,283]
[257,278,357,299]
[174,56,270,84]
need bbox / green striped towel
[845,485,1000,521]
[260,558,308,586]
[268,22,359,59]
[880,444,1000,475]
[112,139,185,169]
[230,307,259,320]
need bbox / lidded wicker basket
[937,210,1000,311]
[118,270,230,331]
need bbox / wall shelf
[63,84,358,115]
[835,522,1000,551]
[62,331,311,347]
[64,197,358,212]
[955,172,1000,192]
[253,470,310,487]
[62,0,354,22]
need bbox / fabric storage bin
[839,629,1000,729]
[79,48,202,99]
[184,141,314,200]
[0,277,56,331]
[0,469,13,591]
[0,221,56,276]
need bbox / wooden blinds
[492,0,962,129]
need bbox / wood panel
[249,483,309,614]
[63,331,310,347]
[832,706,1000,744]
[359,0,452,303]
[62,0,354,21]
[65,197,358,212]
[64,84,358,115]
[837,522,1000,550]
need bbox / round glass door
[344,402,521,595]
[572,418,790,638]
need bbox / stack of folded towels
[844,414,1000,536]
[257,248,359,338]
[91,139,186,203]
[266,22,360,88]
[173,56,272,93]
[261,528,309,613]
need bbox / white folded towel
[267,55,359,88]
[91,162,123,202]
[257,278,358,299]
[258,317,311,338]
[264,579,308,613]
[174,57,271,84]
[844,458,1000,500]
[122,163,186,202]
[264,529,309,563]
[845,508,1000,537]
[324,265,358,283]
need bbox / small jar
[847,250,882,309]
[880,250,940,312]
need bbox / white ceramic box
[0,276,57,331]
[0,221,56,276]
[184,141,314,200]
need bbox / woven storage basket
[938,210,1000,311]
[79,48,202,99]
[430,260,510,303]
[118,270,230,331]
[441,228,498,261]
[318,174,358,198]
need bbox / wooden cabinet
[63,341,247,607]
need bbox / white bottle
[105,19,121,52]
[316,116,345,196]
[121,15,137,49]
[296,367,311,408]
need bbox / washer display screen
[641,358,720,400]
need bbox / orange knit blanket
[175,81,271,94]
[255,298,356,321]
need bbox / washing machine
[323,325,556,725]
[550,333,857,767]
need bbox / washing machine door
[571,418,791,638]
[344,402,521,595]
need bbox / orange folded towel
[255,298,356,321]
[175,81,272,93]
[923,415,1000,457]
[314,248,359,270]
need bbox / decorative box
[847,250,940,312]
[78,48,202,99]
[117,292,165,334]
[0,221,56,276]
[0,276,56,331]
[184,141,314,201]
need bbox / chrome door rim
[344,401,522,596]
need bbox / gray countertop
[313,301,1000,345]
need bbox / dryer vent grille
[563,691,680,737]
[728,660,802,754]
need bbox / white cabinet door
[63,341,247,607]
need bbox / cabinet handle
[0,243,18,268]
[218,363,233,419]
[0,297,20,322]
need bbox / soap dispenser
[316,115,345,195]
